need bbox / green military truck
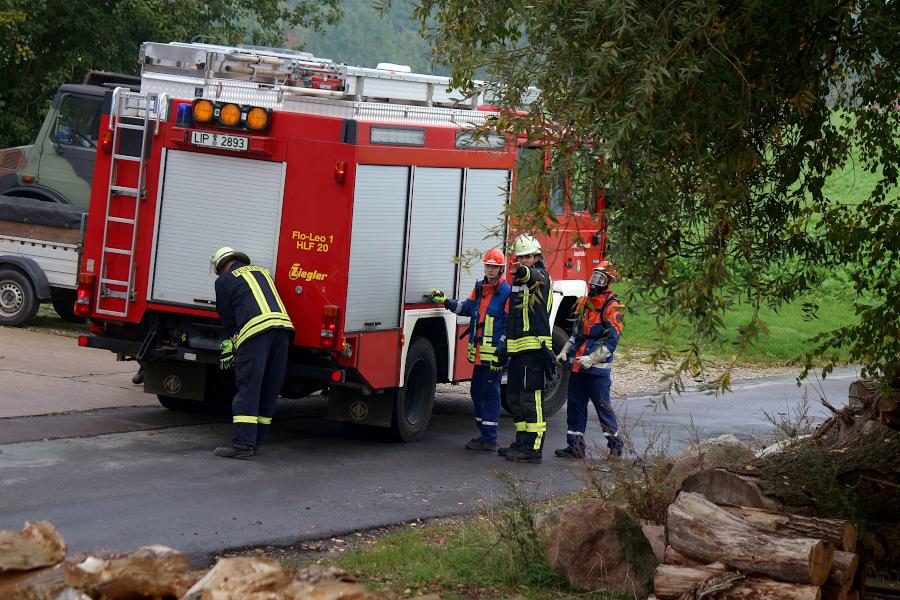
[0,72,139,326]
[0,71,139,207]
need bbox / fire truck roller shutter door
[345,165,409,331]
[404,167,462,304]
[457,169,509,307]
[151,150,285,307]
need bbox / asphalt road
[0,326,857,564]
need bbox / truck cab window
[53,95,101,148]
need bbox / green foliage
[0,0,341,148]
[415,0,900,389]
[290,0,441,73]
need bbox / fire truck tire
[51,289,84,323]
[157,395,195,411]
[390,337,437,442]
[0,268,39,327]
[500,326,570,417]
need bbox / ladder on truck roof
[138,42,534,127]
[95,88,167,318]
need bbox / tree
[0,0,341,148]
[414,0,899,391]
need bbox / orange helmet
[597,260,618,282]
[482,248,506,266]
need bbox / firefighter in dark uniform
[211,247,294,459]
[431,248,511,451]
[499,234,554,463]
[555,261,624,459]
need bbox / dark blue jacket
[215,263,294,348]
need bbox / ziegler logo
[288,264,328,282]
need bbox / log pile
[650,491,864,600]
[0,521,420,599]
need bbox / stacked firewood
[649,492,861,600]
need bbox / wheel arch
[0,256,51,300]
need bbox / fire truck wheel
[0,269,39,327]
[157,395,195,411]
[499,326,570,417]
[391,337,437,442]
[51,290,84,323]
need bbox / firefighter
[211,247,295,459]
[431,248,511,451]
[554,261,624,459]
[499,233,554,463]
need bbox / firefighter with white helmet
[210,246,295,459]
[431,248,510,450]
[499,233,554,463]
[555,261,624,459]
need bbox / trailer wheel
[51,289,84,323]
[0,268,39,327]
[500,326,570,418]
[390,337,437,442]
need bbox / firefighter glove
[556,340,574,364]
[576,355,594,369]
[219,339,235,370]
[514,265,528,281]
[494,347,508,369]
[429,290,447,304]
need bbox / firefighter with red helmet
[431,248,511,450]
[555,261,624,459]
[499,234,554,463]
[211,247,295,459]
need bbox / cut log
[653,564,821,599]
[828,550,858,587]
[0,521,67,572]
[667,492,834,585]
[821,584,848,600]
[64,545,194,599]
[679,468,781,510]
[721,505,857,552]
[663,545,704,567]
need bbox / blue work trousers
[471,364,502,444]
[565,371,623,455]
[232,329,290,449]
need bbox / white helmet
[512,233,541,257]
[210,246,250,275]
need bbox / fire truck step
[110,185,140,197]
[115,123,146,131]
[107,216,136,224]
[100,278,130,287]
[112,154,143,162]
[103,247,132,255]
[95,308,128,317]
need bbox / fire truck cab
[76,42,607,441]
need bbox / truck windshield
[54,95,101,149]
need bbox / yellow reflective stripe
[507,336,552,353]
[233,415,258,424]
[532,388,544,450]
[241,272,269,313]
[535,388,543,429]
[258,416,272,425]
[514,421,526,432]
[546,280,553,312]
[524,424,547,432]
[467,344,476,362]
[522,288,530,331]
[520,267,531,283]
[258,269,289,314]
[235,314,294,347]
[484,315,494,339]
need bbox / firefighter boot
[498,429,527,457]
[214,444,255,459]
[554,445,585,459]
[466,438,499,451]
[504,446,543,464]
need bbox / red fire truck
[75,42,607,441]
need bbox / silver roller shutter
[405,167,462,303]
[345,165,409,331]
[457,169,509,303]
[150,150,285,307]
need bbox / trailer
[0,195,85,325]
[75,42,607,440]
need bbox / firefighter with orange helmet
[211,246,295,459]
[431,248,510,450]
[554,261,623,459]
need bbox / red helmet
[482,248,506,266]
[589,261,617,290]
[597,260,618,281]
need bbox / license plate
[189,130,248,152]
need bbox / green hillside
[290,0,445,74]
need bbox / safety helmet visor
[589,269,610,289]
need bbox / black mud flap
[144,360,206,401]
[327,387,393,428]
